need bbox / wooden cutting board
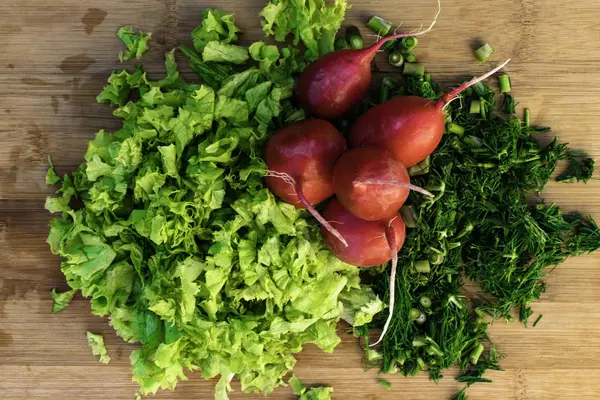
[1,0,600,399]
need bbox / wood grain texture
[1,0,600,399]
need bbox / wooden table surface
[1,0,600,399]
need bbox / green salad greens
[87,332,112,364]
[46,2,382,399]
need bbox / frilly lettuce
[46,3,378,399]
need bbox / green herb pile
[353,40,600,397]
[46,3,382,399]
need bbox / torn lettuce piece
[249,41,281,72]
[50,288,77,312]
[340,287,385,327]
[192,8,240,52]
[260,0,348,61]
[87,332,111,364]
[117,26,152,62]
[301,387,333,400]
[202,41,249,64]
[289,374,306,395]
[46,156,61,185]
[289,374,333,400]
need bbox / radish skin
[349,60,511,167]
[295,0,441,120]
[321,198,406,267]
[333,147,430,221]
[264,119,349,246]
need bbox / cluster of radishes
[263,25,508,343]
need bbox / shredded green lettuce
[50,288,77,312]
[192,9,240,53]
[87,332,111,364]
[47,4,378,399]
[117,26,152,62]
[202,41,249,64]
[260,0,349,60]
[46,156,61,185]
[289,374,333,399]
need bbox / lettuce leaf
[117,26,152,62]
[260,0,348,61]
[192,9,240,52]
[202,41,249,64]
[50,288,77,312]
[87,332,111,363]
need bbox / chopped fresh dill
[359,73,600,398]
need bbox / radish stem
[371,222,398,347]
[353,179,434,197]
[440,59,511,110]
[266,170,349,247]
[366,0,441,53]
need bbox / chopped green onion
[424,73,431,83]
[447,123,465,135]
[400,205,418,228]
[366,15,392,36]
[474,42,494,62]
[382,76,397,88]
[380,77,398,104]
[463,135,483,148]
[429,252,444,265]
[334,37,349,50]
[405,53,417,63]
[408,156,431,176]
[379,82,390,104]
[347,26,364,50]
[419,295,432,308]
[416,357,426,369]
[472,81,489,96]
[412,335,427,347]
[379,380,392,390]
[498,74,511,93]
[503,93,516,114]
[408,165,426,176]
[480,99,488,119]
[403,62,424,76]
[415,313,427,325]
[389,51,404,67]
[426,345,444,357]
[409,308,421,320]
[470,99,481,114]
[469,343,485,365]
[414,260,431,273]
[383,40,398,51]
[401,36,419,52]
[524,108,531,127]
[533,314,543,327]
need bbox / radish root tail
[441,59,511,111]
[353,179,434,198]
[371,0,441,52]
[265,170,349,247]
[371,222,398,347]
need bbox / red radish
[264,119,348,246]
[321,198,405,345]
[321,198,405,267]
[295,2,441,120]
[349,59,511,167]
[333,147,432,221]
